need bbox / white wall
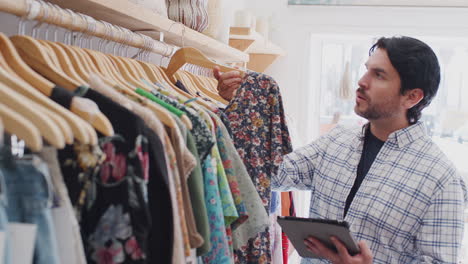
[239,0,468,145]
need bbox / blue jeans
[0,147,60,264]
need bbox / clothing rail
[0,0,175,57]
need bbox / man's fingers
[331,237,348,255]
[304,239,319,254]
[223,78,242,87]
[358,241,373,261]
[218,71,241,81]
[306,237,338,262]
[330,236,352,262]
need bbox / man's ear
[403,88,424,109]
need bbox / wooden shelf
[45,0,249,63]
[229,28,285,72]
[247,54,281,73]
[229,37,255,52]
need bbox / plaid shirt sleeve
[272,126,346,191]
[414,175,467,263]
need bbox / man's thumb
[213,66,221,80]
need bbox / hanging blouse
[88,75,187,264]
[207,111,269,251]
[186,131,212,256]
[171,116,204,249]
[210,113,247,226]
[200,154,232,264]
[50,86,173,264]
[223,72,293,264]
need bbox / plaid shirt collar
[359,121,428,148]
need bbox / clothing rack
[0,0,175,57]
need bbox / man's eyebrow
[365,64,388,76]
[372,67,388,75]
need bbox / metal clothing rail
[0,0,175,57]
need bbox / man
[214,36,467,263]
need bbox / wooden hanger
[183,71,228,104]
[83,49,134,90]
[54,42,91,82]
[0,82,65,149]
[1,35,104,143]
[197,75,218,93]
[81,51,176,129]
[136,60,164,83]
[89,73,179,129]
[174,71,198,96]
[112,55,146,80]
[107,54,154,91]
[0,33,54,96]
[0,103,42,152]
[58,43,121,91]
[11,36,114,137]
[41,40,89,85]
[115,57,194,129]
[150,64,215,109]
[0,57,76,145]
[10,35,81,91]
[164,47,244,83]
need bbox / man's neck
[369,118,410,141]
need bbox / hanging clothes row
[0,1,293,264]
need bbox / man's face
[355,48,405,121]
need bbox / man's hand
[304,236,373,264]
[213,66,242,101]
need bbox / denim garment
[0,159,11,264]
[0,147,60,264]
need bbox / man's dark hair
[369,36,440,124]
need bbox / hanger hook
[103,22,113,53]
[142,34,150,61]
[147,35,154,62]
[117,25,126,56]
[43,2,61,41]
[19,0,32,35]
[86,15,97,50]
[63,9,75,45]
[31,1,48,39]
[103,22,114,54]
[75,13,88,48]
[115,26,123,56]
[96,20,106,52]
[50,4,63,42]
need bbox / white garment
[38,147,87,264]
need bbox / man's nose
[358,73,369,90]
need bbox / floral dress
[53,87,172,264]
[223,72,293,264]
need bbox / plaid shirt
[273,122,467,263]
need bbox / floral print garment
[89,205,143,263]
[223,71,293,264]
[209,114,248,228]
[209,112,270,251]
[82,134,151,264]
[151,88,215,161]
[201,154,232,264]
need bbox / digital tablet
[277,216,360,259]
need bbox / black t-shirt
[51,86,173,264]
[344,127,385,217]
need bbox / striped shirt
[273,122,467,263]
